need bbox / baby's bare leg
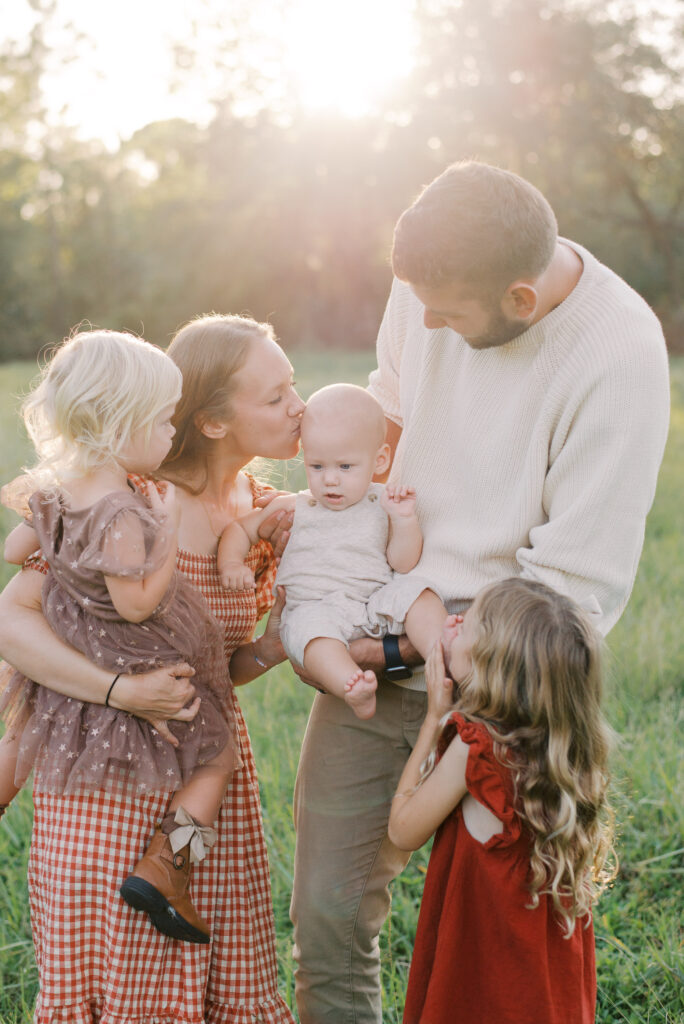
[303,637,377,720]
[404,589,449,663]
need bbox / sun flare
[9,0,416,143]
[279,0,416,116]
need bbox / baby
[218,384,447,718]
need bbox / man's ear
[501,281,538,321]
[374,442,392,478]
[194,412,229,439]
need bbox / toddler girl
[218,383,449,718]
[389,577,615,1024]
[0,329,240,944]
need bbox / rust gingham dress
[27,476,295,1024]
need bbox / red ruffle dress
[403,713,596,1024]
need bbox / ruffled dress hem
[35,994,294,1024]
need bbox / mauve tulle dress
[1,482,238,796]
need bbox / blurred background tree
[0,0,682,359]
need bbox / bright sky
[6,0,417,147]
[5,0,680,147]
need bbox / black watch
[382,634,412,682]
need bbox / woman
[0,314,304,1023]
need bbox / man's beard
[465,310,531,350]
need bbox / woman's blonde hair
[162,313,275,494]
[439,578,615,936]
[21,329,182,486]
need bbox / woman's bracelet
[252,638,269,670]
[105,673,121,708]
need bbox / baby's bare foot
[344,669,377,719]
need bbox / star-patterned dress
[1,483,238,796]
[4,475,295,1024]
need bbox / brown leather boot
[120,829,210,943]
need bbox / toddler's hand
[220,561,256,592]
[381,485,418,518]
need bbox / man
[290,161,670,1023]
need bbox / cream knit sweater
[368,240,670,686]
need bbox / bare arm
[0,568,198,727]
[229,586,287,685]
[3,522,40,565]
[105,484,179,623]
[381,486,423,573]
[219,495,297,590]
[388,645,465,851]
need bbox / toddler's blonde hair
[22,329,182,486]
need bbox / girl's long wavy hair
[440,578,615,936]
[19,329,182,488]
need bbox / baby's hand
[381,485,418,519]
[220,561,256,592]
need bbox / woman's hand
[256,585,287,668]
[254,492,294,560]
[109,662,198,717]
[424,643,454,722]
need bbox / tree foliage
[0,0,682,359]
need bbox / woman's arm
[388,645,467,851]
[0,569,198,725]
[229,586,287,685]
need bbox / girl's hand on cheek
[425,643,453,722]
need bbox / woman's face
[224,336,305,460]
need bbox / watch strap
[382,634,412,680]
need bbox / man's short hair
[391,161,558,298]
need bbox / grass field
[0,352,682,1023]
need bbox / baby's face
[302,416,382,511]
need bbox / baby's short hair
[303,384,386,449]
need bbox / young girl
[389,577,615,1024]
[0,329,241,945]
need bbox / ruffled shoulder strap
[245,472,274,503]
[28,489,67,556]
[441,712,522,847]
[78,489,174,579]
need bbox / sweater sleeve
[367,278,407,426]
[518,323,670,634]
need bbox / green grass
[0,354,682,1023]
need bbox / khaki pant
[290,681,428,1024]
